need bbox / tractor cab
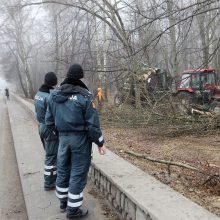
[178,68,217,92]
[176,68,220,114]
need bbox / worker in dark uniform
[34,72,59,191]
[45,64,106,219]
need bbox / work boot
[60,201,67,213]
[66,208,88,219]
[44,186,55,191]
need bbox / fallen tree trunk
[125,150,202,173]
[191,108,214,117]
[125,150,220,187]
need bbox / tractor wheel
[210,101,220,115]
[175,92,195,115]
[114,92,124,107]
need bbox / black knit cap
[44,72,57,86]
[67,64,84,79]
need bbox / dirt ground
[103,125,220,217]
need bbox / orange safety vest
[97,88,104,102]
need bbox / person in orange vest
[96,88,104,106]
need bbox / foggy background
[0,0,219,101]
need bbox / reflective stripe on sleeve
[98,135,103,142]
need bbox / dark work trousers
[38,123,59,188]
[55,132,92,214]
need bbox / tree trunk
[54,15,59,74]
[197,0,211,68]
[15,56,28,97]
[167,0,178,77]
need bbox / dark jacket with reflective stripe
[34,91,50,124]
[45,84,104,147]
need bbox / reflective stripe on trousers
[56,186,69,200]
[68,192,83,208]
[56,186,83,208]
[44,165,57,176]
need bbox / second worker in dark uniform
[45,64,106,219]
[34,72,59,190]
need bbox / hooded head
[44,72,57,86]
[67,64,84,80]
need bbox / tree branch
[125,150,203,173]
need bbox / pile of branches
[100,97,220,137]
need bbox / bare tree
[1,0,220,102]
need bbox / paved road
[0,93,28,220]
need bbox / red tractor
[175,68,220,114]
